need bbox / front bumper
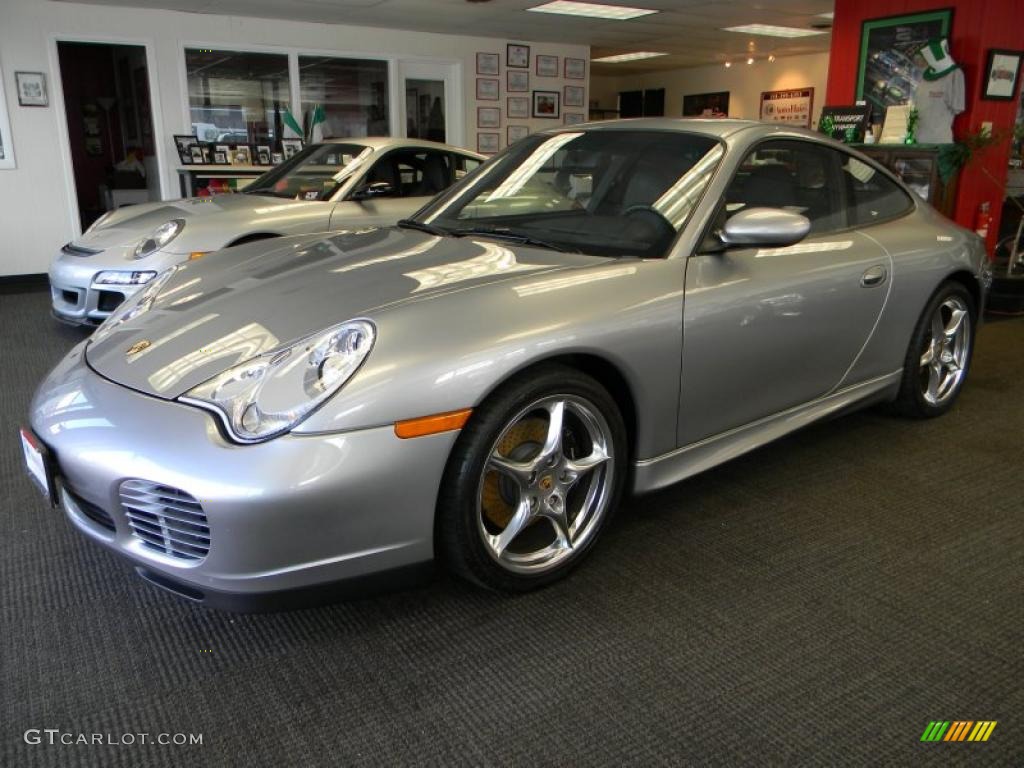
[29,343,457,609]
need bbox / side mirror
[352,181,395,201]
[719,207,810,248]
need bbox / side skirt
[632,371,902,494]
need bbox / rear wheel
[893,281,976,418]
[436,366,626,591]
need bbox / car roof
[319,136,484,158]
[546,117,789,140]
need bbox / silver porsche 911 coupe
[48,137,483,325]
[24,119,989,609]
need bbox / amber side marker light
[189,251,209,261]
[395,409,472,439]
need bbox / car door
[677,139,892,446]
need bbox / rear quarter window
[843,156,914,226]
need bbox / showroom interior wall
[590,52,830,126]
[0,0,588,277]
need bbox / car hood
[85,228,600,399]
[73,194,310,251]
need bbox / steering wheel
[622,204,674,233]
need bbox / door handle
[861,265,887,287]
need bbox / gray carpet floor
[2,287,1021,767]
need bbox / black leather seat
[411,154,449,197]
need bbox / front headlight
[94,270,157,286]
[90,266,180,344]
[134,219,184,259]
[180,319,375,443]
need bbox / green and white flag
[307,104,326,144]
[282,107,303,139]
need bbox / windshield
[412,130,723,258]
[245,143,373,201]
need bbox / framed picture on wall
[507,43,530,69]
[0,63,17,169]
[564,57,586,80]
[563,113,585,125]
[476,78,499,101]
[477,132,500,155]
[477,107,501,129]
[507,125,529,144]
[982,49,1023,100]
[174,134,200,164]
[15,71,48,107]
[476,52,500,76]
[536,55,559,78]
[532,90,560,119]
[507,70,529,93]
[856,9,954,121]
[507,96,529,119]
[564,85,585,107]
[759,88,815,127]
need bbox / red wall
[826,0,1022,251]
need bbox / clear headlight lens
[90,266,180,344]
[94,270,157,286]
[180,320,375,443]
[133,219,185,259]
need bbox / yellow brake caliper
[481,418,547,529]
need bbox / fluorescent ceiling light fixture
[723,24,825,38]
[527,1,658,21]
[818,12,834,19]
[592,51,668,63]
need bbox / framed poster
[564,113,585,126]
[536,55,559,78]
[759,88,814,127]
[477,107,500,129]
[477,132,500,155]
[476,78,499,101]
[15,71,48,107]
[174,134,200,164]
[507,96,529,119]
[856,9,953,120]
[476,52,499,76]
[564,85,585,108]
[982,49,1023,100]
[532,90,560,119]
[507,70,529,93]
[682,91,729,117]
[507,125,529,144]
[564,57,586,80]
[0,63,15,169]
[507,43,530,69]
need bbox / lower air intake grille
[119,480,210,561]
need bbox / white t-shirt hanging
[913,68,965,144]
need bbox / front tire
[893,280,976,418]
[436,365,627,592]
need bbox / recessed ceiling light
[747,57,754,65]
[768,54,776,62]
[527,1,658,21]
[592,51,668,63]
[723,23,826,38]
[724,61,732,68]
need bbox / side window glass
[363,154,402,197]
[454,154,482,181]
[724,140,845,235]
[843,156,913,225]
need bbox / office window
[185,48,289,145]
[299,56,389,139]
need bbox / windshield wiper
[447,226,573,253]
[397,219,450,237]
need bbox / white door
[396,60,463,149]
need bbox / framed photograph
[532,90,560,119]
[281,139,304,159]
[477,132,500,155]
[759,87,815,127]
[173,134,199,165]
[507,70,529,93]
[564,85,585,107]
[856,9,954,120]
[563,113,585,126]
[200,144,212,164]
[536,55,559,78]
[231,145,252,166]
[507,125,529,144]
[507,96,529,119]
[507,43,530,69]
[213,150,228,165]
[564,57,586,80]
[189,145,204,164]
[982,49,1023,100]
[271,152,284,165]
[477,52,500,76]
[0,64,16,169]
[477,107,501,129]
[256,145,272,164]
[15,71,48,107]
[682,91,730,117]
[476,78,499,101]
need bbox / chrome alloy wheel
[476,396,614,574]
[919,295,971,406]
